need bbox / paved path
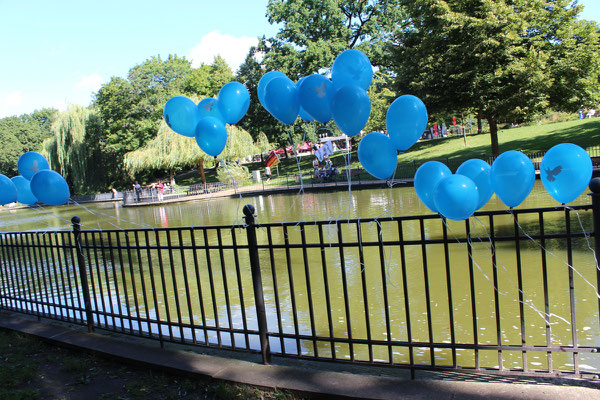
[1,312,598,399]
[123,178,410,207]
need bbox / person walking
[156,180,165,201]
[133,181,142,202]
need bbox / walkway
[1,313,598,399]
[123,178,410,207]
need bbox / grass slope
[176,119,600,185]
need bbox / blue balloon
[0,174,17,205]
[264,76,299,125]
[456,159,493,210]
[296,77,314,122]
[357,132,397,179]
[299,107,314,122]
[217,82,250,124]
[163,96,199,137]
[540,143,592,204]
[30,170,70,206]
[17,151,50,180]
[331,85,371,137]
[197,98,224,121]
[386,95,428,151]
[298,74,335,123]
[331,49,373,91]
[491,151,535,208]
[258,71,287,111]
[414,161,452,213]
[195,117,227,157]
[11,176,37,205]
[434,175,479,221]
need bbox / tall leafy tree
[42,106,105,193]
[94,55,193,186]
[260,0,406,77]
[0,111,55,176]
[183,56,235,97]
[390,0,600,156]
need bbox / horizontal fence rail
[1,201,600,379]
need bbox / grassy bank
[0,329,307,400]
[176,118,600,185]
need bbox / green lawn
[175,118,600,185]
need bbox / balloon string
[509,208,600,299]
[69,199,155,230]
[443,217,570,327]
[565,205,600,273]
[469,216,571,329]
[218,157,244,225]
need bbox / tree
[124,121,259,184]
[0,113,53,177]
[94,55,193,186]
[183,56,236,97]
[260,0,406,77]
[42,106,105,194]
[390,0,600,156]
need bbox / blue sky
[0,0,598,118]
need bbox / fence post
[243,204,271,364]
[71,216,94,332]
[589,178,600,265]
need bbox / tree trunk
[477,115,483,135]
[169,169,175,186]
[487,118,499,157]
[199,159,206,184]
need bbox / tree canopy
[389,0,600,155]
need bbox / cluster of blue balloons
[258,49,372,136]
[0,152,70,206]
[414,143,592,221]
[358,95,428,180]
[163,81,250,156]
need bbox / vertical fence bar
[282,224,301,355]
[419,219,435,367]
[317,224,335,360]
[300,225,318,357]
[398,220,415,379]
[565,207,579,375]
[71,217,94,332]
[588,179,600,342]
[243,204,271,364]
[465,221,479,369]
[489,215,503,371]
[441,219,457,368]
[513,212,527,371]
[538,212,553,372]
[266,226,285,354]
[189,228,208,346]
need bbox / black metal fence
[2,197,600,379]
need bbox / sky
[0,0,599,119]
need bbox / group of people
[313,156,338,181]
[132,180,170,202]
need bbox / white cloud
[76,73,104,91]
[189,31,257,72]
[0,91,25,117]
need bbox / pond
[1,180,598,373]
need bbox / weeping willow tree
[124,121,264,184]
[42,105,104,194]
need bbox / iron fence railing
[2,195,600,379]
